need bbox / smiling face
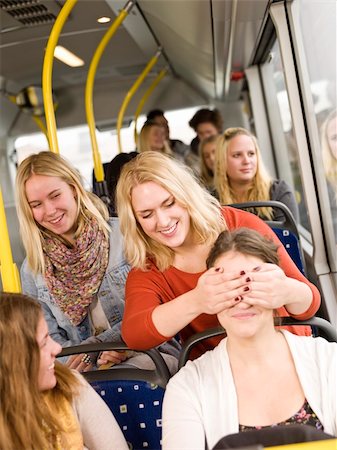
[36,315,62,391]
[226,134,257,185]
[25,174,78,243]
[216,251,274,338]
[131,181,192,250]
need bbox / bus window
[261,40,311,235]
[296,0,337,246]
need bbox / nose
[242,154,250,164]
[52,339,62,357]
[43,201,57,217]
[156,209,170,228]
[236,300,252,310]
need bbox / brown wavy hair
[0,292,79,450]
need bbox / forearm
[283,278,314,316]
[151,289,202,338]
[122,289,202,349]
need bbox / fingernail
[243,286,250,292]
[234,296,242,302]
[240,270,246,275]
[253,266,261,272]
[215,267,223,273]
[245,277,251,282]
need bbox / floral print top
[239,400,324,432]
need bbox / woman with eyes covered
[214,127,299,222]
[162,229,336,450]
[116,151,320,359]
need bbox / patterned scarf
[43,217,109,326]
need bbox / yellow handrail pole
[0,188,21,293]
[85,0,135,183]
[117,48,162,154]
[134,67,167,145]
[42,0,77,154]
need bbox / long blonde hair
[0,292,79,450]
[214,127,273,219]
[116,152,226,271]
[199,135,219,189]
[321,109,337,190]
[15,151,110,274]
[138,121,172,155]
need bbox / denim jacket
[21,218,130,347]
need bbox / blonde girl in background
[214,127,299,222]
[138,120,173,155]
[199,135,220,191]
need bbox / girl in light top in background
[0,292,128,450]
[214,127,299,222]
[116,152,320,360]
[162,229,336,450]
[138,120,173,155]
[199,135,220,191]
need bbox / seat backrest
[229,201,306,275]
[178,317,337,369]
[59,342,170,450]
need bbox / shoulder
[221,206,273,235]
[167,340,226,391]
[270,179,292,196]
[283,330,337,361]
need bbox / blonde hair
[214,127,273,220]
[15,151,110,274]
[0,292,79,450]
[138,122,172,155]
[116,151,226,271]
[199,135,220,189]
[321,110,337,190]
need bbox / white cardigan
[162,331,337,450]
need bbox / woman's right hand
[193,267,250,315]
[66,353,95,372]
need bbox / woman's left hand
[66,353,95,372]
[97,350,129,367]
[242,263,310,312]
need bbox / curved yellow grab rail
[32,116,50,147]
[0,188,21,293]
[42,0,77,154]
[85,0,135,183]
[134,67,167,146]
[117,49,162,154]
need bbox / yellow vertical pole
[0,188,21,293]
[117,49,162,154]
[42,0,78,154]
[85,0,135,183]
[134,67,167,145]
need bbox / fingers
[66,353,94,372]
[97,350,128,367]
